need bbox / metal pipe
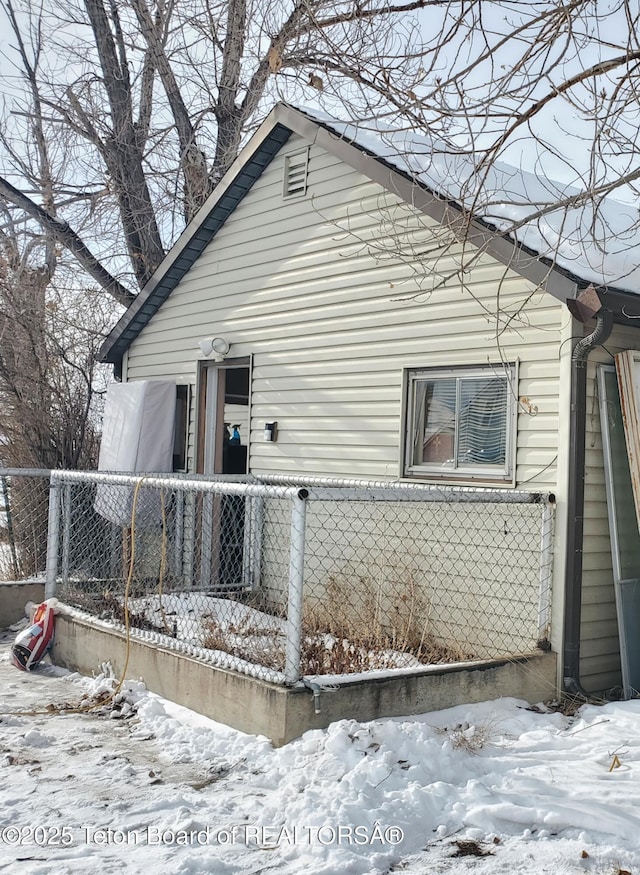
[284,489,308,684]
[0,468,52,478]
[174,489,185,580]
[258,472,545,503]
[61,482,71,583]
[45,475,62,599]
[44,469,305,501]
[303,679,323,714]
[563,308,614,695]
[537,499,555,645]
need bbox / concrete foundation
[50,612,558,746]
[0,580,45,627]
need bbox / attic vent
[283,147,310,198]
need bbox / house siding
[125,134,564,493]
[123,132,567,669]
[580,323,640,694]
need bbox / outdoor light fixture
[264,421,278,442]
[198,337,230,358]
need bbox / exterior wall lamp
[198,337,230,358]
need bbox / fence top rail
[256,474,552,505]
[0,468,553,504]
[49,469,308,500]
[301,487,551,504]
[1,469,255,483]
[0,468,52,479]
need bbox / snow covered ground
[1,627,639,875]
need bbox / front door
[197,358,250,588]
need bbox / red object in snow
[11,600,57,671]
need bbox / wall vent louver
[283,147,310,198]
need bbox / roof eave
[100,106,294,364]
[101,102,640,365]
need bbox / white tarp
[94,381,176,526]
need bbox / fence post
[61,481,72,583]
[285,488,308,684]
[45,474,62,599]
[173,488,185,580]
[537,498,555,643]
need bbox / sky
[1,626,640,875]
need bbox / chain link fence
[259,475,554,674]
[0,470,51,581]
[45,471,304,684]
[3,469,555,685]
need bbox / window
[403,365,515,482]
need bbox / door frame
[193,355,252,590]
[195,355,252,475]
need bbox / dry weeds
[202,568,472,675]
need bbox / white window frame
[401,363,517,484]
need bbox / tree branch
[0,176,135,307]
[130,0,210,220]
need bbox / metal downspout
[563,308,614,696]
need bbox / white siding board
[251,388,401,405]
[581,554,617,573]
[132,286,549,331]
[517,432,560,450]
[253,375,400,392]
[130,310,552,349]
[266,431,400,448]
[514,472,555,491]
[581,581,622,602]
[146,261,544,305]
[582,602,617,623]
[147,266,529,329]
[128,344,562,376]
[580,634,621,658]
[173,241,534,289]
[581,667,622,692]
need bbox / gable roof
[100,103,640,365]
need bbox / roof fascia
[106,102,638,364]
[100,107,291,364]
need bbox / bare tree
[0,0,115,571]
[373,2,640,255]
[0,0,111,470]
[1,0,637,306]
[0,0,435,298]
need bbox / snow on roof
[304,108,640,295]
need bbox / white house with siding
[100,103,640,700]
